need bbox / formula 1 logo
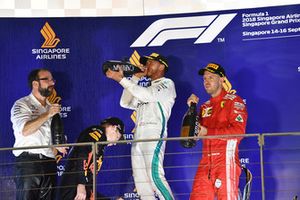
[41,22,60,48]
[130,13,237,47]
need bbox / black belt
[19,152,52,160]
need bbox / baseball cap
[139,53,168,69]
[198,63,226,77]
[100,117,125,135]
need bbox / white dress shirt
[11,93,55,158]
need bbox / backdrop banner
[0,4,300,200]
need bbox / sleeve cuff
[120,78,134,89]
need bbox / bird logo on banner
[41,22,60,48]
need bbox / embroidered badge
[235,114,244,122]
[221,101,225,108]
[234,102,245,110]
[215,179,222,188]
[202,106,212,117]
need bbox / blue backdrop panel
[0,4,300,200]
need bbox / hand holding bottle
[133,65,147,78]
[47,104,61,118]
[198,125,207,136]
[187,94,199,106]
[106,68,124,82]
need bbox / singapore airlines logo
[47,89,72,119]
[47,88,61,104]
[130,13,237,47]
[41,22,60,48]
[32,22,70,60]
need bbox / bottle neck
[189,102,197,113]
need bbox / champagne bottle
[102,60,142,77]
[51,113,65,144]
[180,102,198,148]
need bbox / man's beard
[38,85,53,97]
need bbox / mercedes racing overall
[120,76,176,200]
[190,89,247,200]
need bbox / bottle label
[194,116,199,136]
[180,126,190,137]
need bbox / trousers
[14,152,57,200]
[131,140,174,200]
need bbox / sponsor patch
[202,106,212,117]
[215,179,222,188]
[234,101,245,110]
[235,114,244,122]
[221,101,226,108]
[224,94,236,100]
[156,82,168,91]
[204,100,211,105]
[89,130,102,141]
[234,110,245,114]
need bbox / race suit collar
[210,89,226,103]
[151,77,165,85]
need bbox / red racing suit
[190,89,247,200]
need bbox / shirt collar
[29,93,51,107]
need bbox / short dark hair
[28,68,50,89]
